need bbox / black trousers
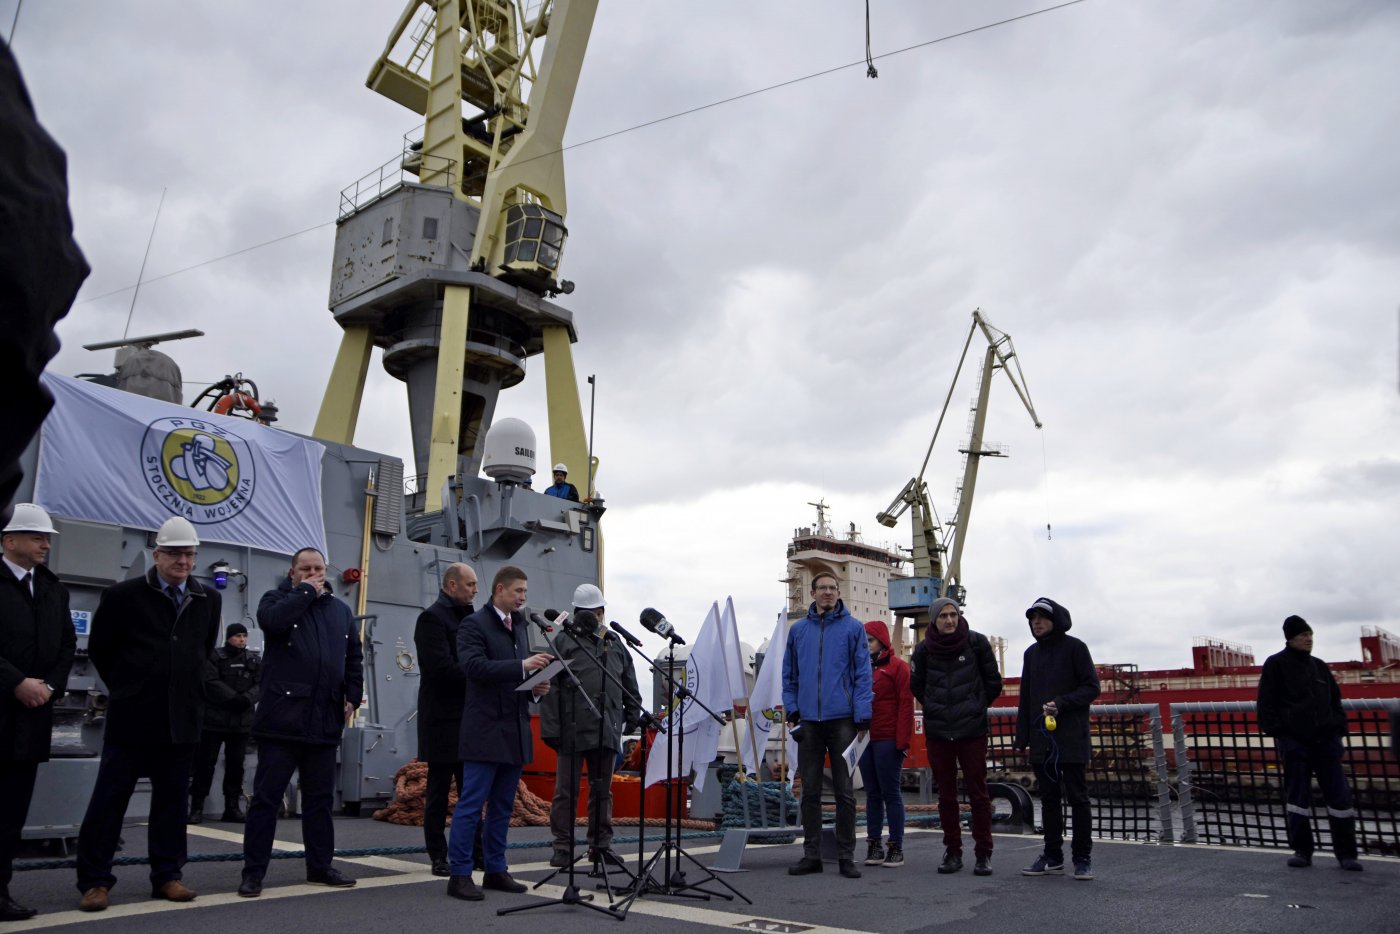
[796,717,857,861]
[189,730,249,803]
[550,747,617,851]
[1280,735,1358,860]
[1034,761,1092,861]
[75,741,195,892]
[0,761,38,889]
[423,760,464,863]
[242,740,336,880]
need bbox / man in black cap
[189,623,261,824]
[1257,615,1362,871]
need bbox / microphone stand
[609,631,750,917]
[498,614,610,920]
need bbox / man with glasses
[75,517,221,912]
[783,572,873,879]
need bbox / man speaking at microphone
[539,584,641,868]
[445,566,553,902]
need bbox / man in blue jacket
[445,566,553,902]
[782,572,873,879]
[238,547,363,898]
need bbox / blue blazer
[456,603,535,765]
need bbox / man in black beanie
[1256,615,1361,871]
[189,623,261,824]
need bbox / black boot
[187,798,205,825]
[222,798,246,822]
[0,887,37,921]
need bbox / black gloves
[785,712,801,727]
[854,721,871,733]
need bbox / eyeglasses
[158,549,198,560]
[814,585,839,593]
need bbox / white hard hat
[553,463,569,474]
[572,582,606,610]
[154,516,200,548]
[3,503,58,535]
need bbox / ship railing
[986,704,1173,845]
[337,149,458,221]
[1171,699,1400,857]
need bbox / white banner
[35,374,327,557]
[740,609,796,775]
[645,602,738,790]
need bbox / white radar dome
[481,417,537,484]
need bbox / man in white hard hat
[0,504,75,921]
[74,516,221,912]
[543,464,580,502]
[538,583,640,868]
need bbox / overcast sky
[9,0,1399,672]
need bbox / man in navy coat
[445,565,553,901]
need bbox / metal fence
[1172,699,1400,857]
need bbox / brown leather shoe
[152,880,196,902]
[78,886,109,912]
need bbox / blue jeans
[448,761,522,875]
[857,739,905,846]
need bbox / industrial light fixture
[208,559,246,591]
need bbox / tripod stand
[498,613,615,919]
[609,632,751,917]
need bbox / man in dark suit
[0,504,75,921]
[414,562,477,875]
[238,547,363,897]
[445,565,553,901]
[75,517,221,912]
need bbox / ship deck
[9,815,1395,933]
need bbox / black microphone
[527,611,555,633]
[543,608,564,621]
[571,609,600,635]
[609,620,644,647]
[639,607,685,645]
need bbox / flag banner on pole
[36,374,328,557]
[718,596,749,707]
[740,610,795,775]
[644,602,737,789]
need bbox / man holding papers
[445,566,553,902]
[782,573,873,879]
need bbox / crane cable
[865,0,879,79]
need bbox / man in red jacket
[859,621,914,868]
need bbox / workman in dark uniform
[413,562,483,876]
[1257,615,1363,872]
[75,517,221,912]
[539,583,640,868]
[238,547,363,897]
[0,504,75,921]
[189,622,261,824]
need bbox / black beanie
[226,622,249,639]
[1282,615,1311,639]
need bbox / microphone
[571,609,600,635]
[640,607,685,645]
[543,608,564,621]
[609,620,644,647]
[527,611,555,633]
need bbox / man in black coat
[1256,615,1362,871]
[538,584,641,868]
[0,504,75,921]
[910,596,1003,876]
[414,562,478,876]
[75,517,221,912]
[444,565,553,902]
[188,622,261,825]
[1015,597,1100,881]
[238,547,363,897]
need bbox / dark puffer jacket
[254,578,363,746]
[1015,597,1100,764]
[1256,646,1346,743]
[910,628,1003,741]
[538,622,641,755]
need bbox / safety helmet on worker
[553,463,569,475]
[154,516,200,548]
[572,583,606,610]
[3,503,59,535]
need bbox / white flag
[718,597,749,708]
[644,602,736,789]
[740,610,796,774]
[35,374,328,556]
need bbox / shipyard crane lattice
[878,309,1041,650]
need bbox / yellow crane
[878,309,1041,649]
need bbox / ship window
[382,218,394,245]
[422,217,439,240]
